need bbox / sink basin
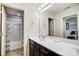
[38,35,61,43]
[38,35,46,40]
[54,40,60,42]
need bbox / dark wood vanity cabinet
[29,39,39,56]
[29,39,61,56]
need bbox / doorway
[63,14,78,40]
[48,18,54,36]
[1,5,24,56]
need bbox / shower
[2,6,24,56]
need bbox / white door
[1,6,7,56]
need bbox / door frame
[48,18,54,36]
[63,14,78,39]
[1,4,25,56]
[1,5,7,56]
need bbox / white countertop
[29,35,79,56]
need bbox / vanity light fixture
[38,3,52,12]
[41,4,52,12]
[38,4,45,10]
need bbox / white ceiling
[33,3,79,14]
[31,3,43,8]
[47,3,79,14]
[4,3,79,16]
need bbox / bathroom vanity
[29,36,79,56]
[29,39,60,56]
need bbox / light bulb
[38,7,41,10]
[41,4,45,8]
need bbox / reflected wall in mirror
[63,14,78,40]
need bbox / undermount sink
[38,35,47,41]
[54,40,60,42]
[38,35,61,42]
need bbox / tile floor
[6,48,23,56]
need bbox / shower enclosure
[2,6,24,56]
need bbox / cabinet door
[30,43,33,56]
[33,46,39,56]
[40,45,49,56]
[29,39,39,56]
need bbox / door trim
[48,18,54,36]
[63,14,78,38]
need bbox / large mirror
[39,3,79,41]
